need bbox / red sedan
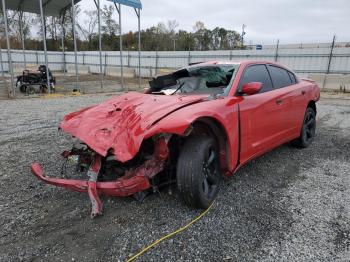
[31,60,320,217]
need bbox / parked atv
[16,65,56,94]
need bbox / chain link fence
[1,43,350,97]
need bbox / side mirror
[240,82,263,95]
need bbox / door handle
[301,90,306,95]
[276,99,283,105]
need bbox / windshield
[149,64,239,96]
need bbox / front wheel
[292,107,316,148]
[176,136,221,208]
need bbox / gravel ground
[0,94,349,261]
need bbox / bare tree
[193,21,205,32]
[80,10,98,49]
[102,5,118,36]
[167,20,179,51]
[167,20,179,34]
[156,22,167,34]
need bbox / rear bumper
[30,162,151,197]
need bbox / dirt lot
[1,74,150,99]
[0,94,349,261]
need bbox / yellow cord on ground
[126,201,215,262]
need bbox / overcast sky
[78,0,350,44]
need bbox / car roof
[186,60,294,72]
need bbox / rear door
[267,65,306,138]
[238,64,289,164]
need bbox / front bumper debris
[30,136,169,218]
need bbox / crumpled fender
[60,92,240,172]
[59,92,208,162]
[146,97,240,172]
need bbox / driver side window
[238,64,273,93]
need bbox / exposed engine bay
[32,134,179,218]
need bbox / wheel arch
[189,116,231,173]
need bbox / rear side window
[238,64,273,93]
[268,65,293,88]
[288,71,297,84]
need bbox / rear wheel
[176,136,221,208]
[292,107,316,148]
[26,86,36,95]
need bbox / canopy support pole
[39,0,51,93]
[115,3,124,90]
[19,11,27,69]
[0,42,4,78]
[71,0,79,91]
[61,13,66,76]
[96,0,103,89]
[134,8,141,89]
[0,42,6,95]
[2,0,15,97]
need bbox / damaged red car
[31,60,320,217]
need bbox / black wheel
[26,86,36,95]
[177,135,221,208]
[40,85,47,93]
[292,107,316,148]
[19,84,27,93]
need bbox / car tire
[26,86,36,95]
[19,84,27,93]
[292,107,316,148]
[176,135,221,208]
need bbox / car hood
[60,92,208,162]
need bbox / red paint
[30,60,320,215]
[31,137,169,216]
[31,162,151,196]
[59,92,207,162]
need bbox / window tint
[268,65,292,88]
[288,71,297,84]
[239,64,273,93]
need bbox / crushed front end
[31,134,171,218]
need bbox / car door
[266,65,306,138]
[237,64,289,164]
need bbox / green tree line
[0,5,244,52]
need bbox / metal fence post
[188,49,191,65]
[326,35,336,74]
[127,51,130,67]
[322,35,336,89]
[229,50,232,60]
[0,43,5,94]
[0,44,4,78]
[155,50,158,76]
[274,39,279,62]
[104,52,107,76]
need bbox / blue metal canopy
[1,0,81,17]
[107,0,142,9]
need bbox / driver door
[238,64,288,164]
